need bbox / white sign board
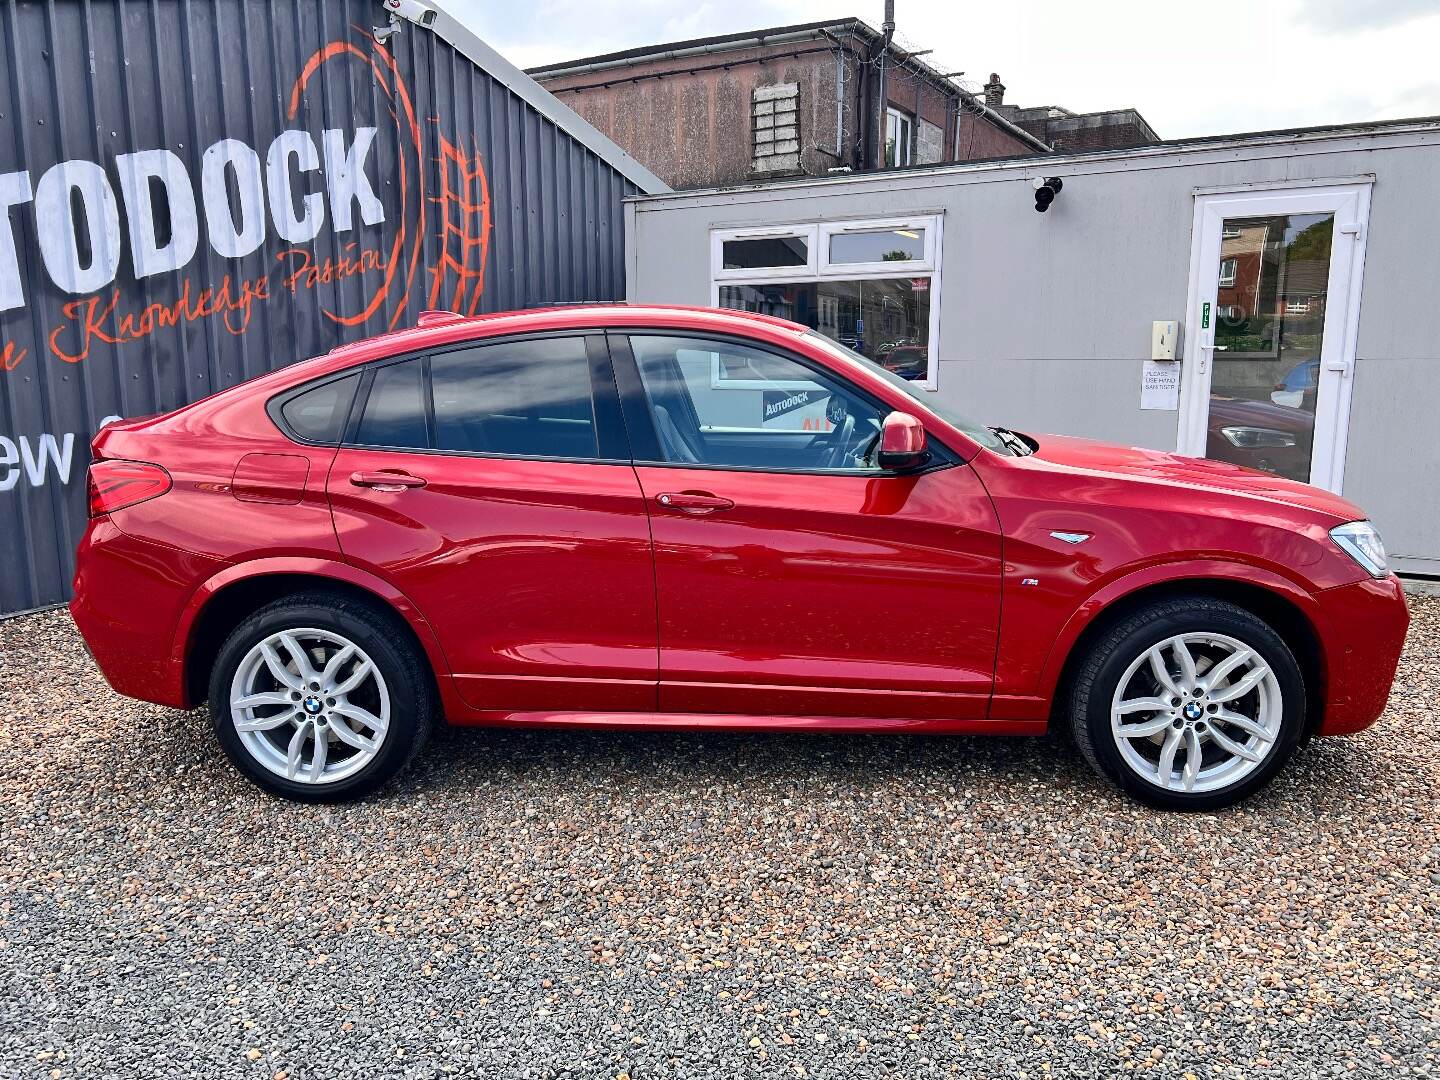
[1140,360,1180,410]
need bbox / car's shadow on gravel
[419,722,1062,786]
[387,718,1395,819]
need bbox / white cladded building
[625,118,1440,576]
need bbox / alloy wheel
[1109,632,1282,794]
[228,627,390,785]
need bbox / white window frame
[711,225,818,281]
[886,107,913,168]
[708,214,945,391]
[1218,257,1237,286]
[1179,182,1371,495]
[819,219,935,277]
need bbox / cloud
[439,0,1440,138]
[1300,0,1440,32]
[437,0,799,69]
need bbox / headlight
[1220,426,1297,448]
[1330,520,1388,578]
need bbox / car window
[431,337,597,459]
[802,331,1017,456]
[629,334,885,472]
[279,373,359,444]
[355,358,427,449]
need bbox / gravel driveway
[2,598,1436,1079]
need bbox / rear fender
[173,557,458,710]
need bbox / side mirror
[877,412,928,472]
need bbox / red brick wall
[954,109,1038,159]
[1048,122,1154,153]
[882,65,955,158]
[536,38,1043,187]
[539,43,845,189]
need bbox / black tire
[208,592,435,803]
[1068,596,1306,811]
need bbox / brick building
[982,74,1160,153]
[528,19,1054,190]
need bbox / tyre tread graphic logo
[428,132,493,315]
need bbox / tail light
[87,460,172,517]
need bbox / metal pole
[875,0,894,168]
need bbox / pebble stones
[0,602,1436,1078]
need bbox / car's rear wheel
[209,593,434,802]
[1069,597,1306,810]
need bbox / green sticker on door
[1201,301,1211,329]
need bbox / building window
[916,118,945,165]
[885,108,914,168]
[1218,257,1237,286]
[752,83,800,175]
[826,225,927,267]
[721,234,808,271]
[710,216,944,389]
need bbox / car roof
[324,304,808,367]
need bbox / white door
[1178,183,1371,492]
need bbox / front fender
[989,558,1322,721]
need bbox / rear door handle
[656,491,734,514]
[350,470,427,491]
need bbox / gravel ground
[1,599,1436,1080]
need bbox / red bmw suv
[71,306,1408,809]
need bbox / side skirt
[443,710,1047,735]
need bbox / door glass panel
[628,334,885,471]
[355,359,427,450]
[1206,213,1331,483]
[431,337,598,459]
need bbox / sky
[436,0,1440,139]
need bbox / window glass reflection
[1205,213,1332,482]
[719,278,932,382]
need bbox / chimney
[984,73,1005,109]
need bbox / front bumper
[1312,574,1410,736]
[70,518,226,710]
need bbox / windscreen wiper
[991,426,1036,456]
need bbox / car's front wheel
[209,593,434,802]
[1069,597,1306,810]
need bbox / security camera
[1032,176,1063,213]
[373,0,437,43]
[383,0,439,27]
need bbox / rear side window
[278,374,359,444]
[355,358,427,449]
[431,337,597,459]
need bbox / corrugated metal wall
[0,0,640,616]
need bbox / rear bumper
[1312,574,1410,736]
[70,518,225,710]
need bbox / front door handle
[656,491,734,515]
[350,470,427,492]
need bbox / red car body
[72,305,1407,744]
